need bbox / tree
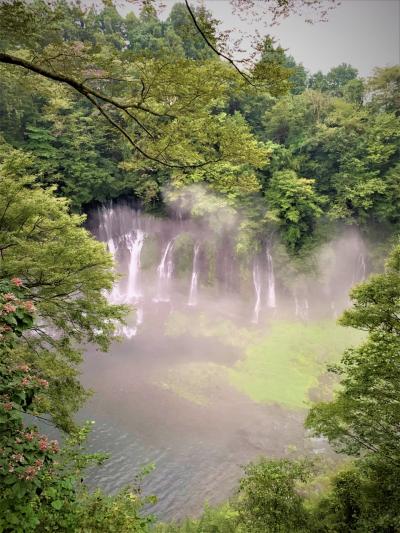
[0,280,154,532]
[309,63,358,97]
[0,0,288,170]
[368,65,400,117]
[307,243,400,458]
[23,93,134,210]
[306,243,400,530]
[0,0,338,169]
[284,55,308,95]
[235,458,312,533]
[266,169,325,252]
[0,144,125,430]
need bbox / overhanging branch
[0,51,221,169]
[184,0,254,86]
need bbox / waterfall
[294,294,300,318]
[266,248,276,308]
[251,261,262,324]
[188,242,200,307]
[97,206,147,337]
[125,229,145,303]
[304,298,309,320]
[154,239,175,303]
[354,252,366,283]
[136,307,144,326]
[99,206,121,304]
[294,292,309,320]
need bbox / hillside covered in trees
[0,0,399,531]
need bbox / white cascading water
[188,242,200,306]
[355,252,366,283]
[100,206,121,304]
[98,206,147,337]
[120,229,145,338]
[266,247,276,308]
[125,230,145,303]
[251,261,262,324]
[154,239,175,303]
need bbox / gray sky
[156,0,400,76]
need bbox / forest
[0,0,399,531]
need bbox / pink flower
[21,377,31,386]
[3,303,16,314]
[3,293,16,301]
[23,301,35,313]
[39,438,48,451]
[3,402,12,411]
[11,277,23,287]
[37,378,49,389]
[22,466,38,480]
[24,432,34,442]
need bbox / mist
[81,192,372,519]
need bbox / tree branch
[0,51,222,169]
[184,0,254,86]
[0,52,172,118]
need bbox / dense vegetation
[0,0,399,531]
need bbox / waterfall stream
[251,261,262,324]
[99,206,121,304]
[354,252,366,283]
[154,239,175,303]
[126,229,145,303]
[266,247,276,308]
[188,242,200,306]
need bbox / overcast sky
[153,0,400,77]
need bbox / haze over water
[81,200,370,520]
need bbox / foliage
[305,242,400,531]
[308,63,358,97]
[155,503,238,533]
[0,1,398,257]
[0,1,399,531]
[307,244,400,459]
[0,280,154,532]
[235,458,312,532]
[0,0,283,172]
[0,146,126,430]
[263,74,400,232]
[266,170,325,252]
[368,65,400,116]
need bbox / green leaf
[51,499,63,510]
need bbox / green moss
[228,321,364,410]
[163,313,364,409]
